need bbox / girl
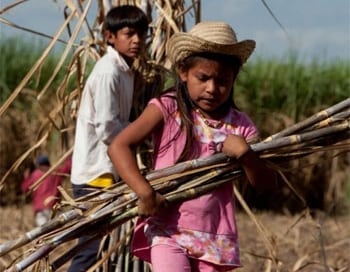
[108,21,276,272]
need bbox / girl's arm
[222,134,277,191]
[107,103,166,216]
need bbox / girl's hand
[137,190,166,217]
[223,134,278,191]
[222,134,250,159]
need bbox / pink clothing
[132,92,258,270]
[151,239,228,272]
[151,242,192,272]
[21,158,72,212]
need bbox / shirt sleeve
[94,73,127,145]
[236,111,259,141]
[21,173,35,193]
[148,94,177,122]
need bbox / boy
[68,5,148,271]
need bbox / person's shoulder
[94,52,116,69]
[149,88,177,115]
[160,89,176,101]
[24,168,44,181]
[85,56,118,82]
[232,108,254,123]
[233,109,247,117]
[230,108,259,139]
[156,89,177,107]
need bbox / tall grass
[236,54,350,128]
[0,36,83,106]
[1,36,348,149]
[2,36,348,118]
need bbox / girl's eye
[197,74,209,82]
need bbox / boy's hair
[103,5,148,35]
[36,155,51,167]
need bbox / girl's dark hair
[103,5,148,35]
[175,53,242,162]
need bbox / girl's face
[106,26,146,65]
[179,58,237,116]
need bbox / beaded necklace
[195,108,225,129]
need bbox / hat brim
[167,32,256,65]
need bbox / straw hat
[166,21,256,65]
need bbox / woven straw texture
[167,21,256,65]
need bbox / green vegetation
[0,36,92,108]
[236,55,349,124]
[1,36,349,121]
[0,37,63,102]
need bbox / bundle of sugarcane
[2,98,349,272]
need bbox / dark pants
[67,184,103,272]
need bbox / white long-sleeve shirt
[71,46,134,185]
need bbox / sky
[1,0,349,63]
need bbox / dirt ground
[1,205,349,272]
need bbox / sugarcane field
[1,1,349,272]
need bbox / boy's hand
[222,134,250,159]
[137,190,166,217]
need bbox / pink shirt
[21,158,71,212]
[132,92,258,268]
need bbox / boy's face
[106,26,146,64]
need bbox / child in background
[108,21,277,271]
[21,155,71,227]
[68,5,149,272]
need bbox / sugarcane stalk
[86,221,135,272]
[6,133,348,271]
[124,220,134,272]
[308,109,350,128]
[145,152,229,180]
[0,208,83,256]
[50,234,102,271]
[253,121,349,153]
[7,244,55,272]
[0,162,227,256]
[1,162,210,255]
[57,167,233,245]
[6,175,235,272]
[264,98,350,141]
[105,175,236,230]
[116,223,126,272]
[6,162,238,270]
[106,227,119,267]
[132,258,141,272]
[166,166,241,195]
[0,188,121,256]
[3,101,349,269]
[2,118,347,257]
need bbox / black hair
[103,5,148,35]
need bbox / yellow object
[88,174,114,188]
